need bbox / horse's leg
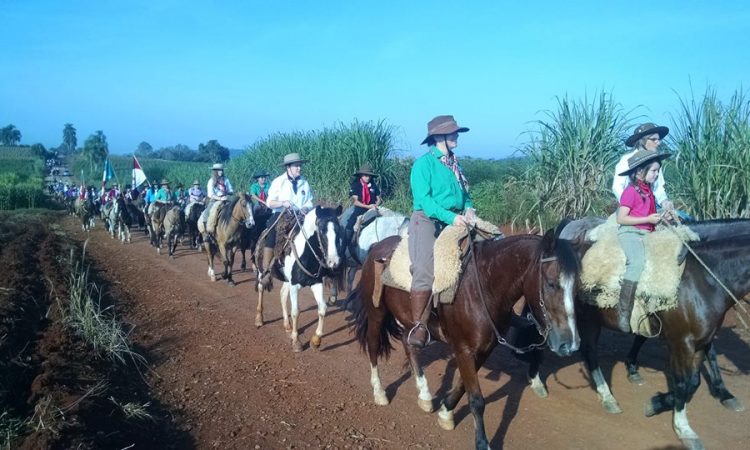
[365,303,389,406]
[309,282,327,349]
[328,278,338,306]
[402,337,433,413]
[437,361,465,431]
[625,335,648,385]
[346,266,357,294]
[255,288,265,328]
[702,340,744,411]
[527,349,548,398]
[453,349,491,449]
[580,308,622,414]
[656,345,705,449]
[289,283,304,352]
[205,242,216,281]
[279,282,291,332]
[224,246,235,286]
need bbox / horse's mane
[480,233,580,278]
[690,234,750,251]
[218,196,240,224]
[685,218,750,225]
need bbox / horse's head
[531,224,581,357]
[305,205,344,269]
[237,194,255,228]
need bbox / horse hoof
[721,397,745,412]
[437,407,455,431]
[291,340,304,352]
[157,248,161,255]
[283,323,292,333]
[602,398,623,414]
[418,398,433,413]
[373,392,389,406]
[255,315,263,328]
[627,372,646,386]
[327,295,337,306]
[529,383,549,399]
[680,438,705,450]
[227,280,236,287]
[310,334,322,348]
[644,402,656,417]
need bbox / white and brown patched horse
[199,194,255,285]
[255,205,345,352]
[75,196,96,232]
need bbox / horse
[125,200,146,231]
[163,205,185,258]
[254,205,345,352]
[523,229,750,449]
[239,204,272,272]
[350,226,580,449]
[328,209,409,304]
[184,201,206,249]
[199,194,255,284]
[113,197,133,243]
[75,196,95,232]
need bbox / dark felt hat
[421,115,469,145]
[618,150,672,176]
[625,122,669,147]
[353,163,378,177]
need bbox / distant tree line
[134,139,229,163]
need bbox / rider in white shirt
[259,153,314,281]
[200,163,234,234]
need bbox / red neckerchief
[259,183,266,201]
[216,178,226,194]
[636,180,656,215]
[360,179,371,205]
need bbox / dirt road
[62,216,750,449]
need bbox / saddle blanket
[580,215,699,317]
[381,218,502,304]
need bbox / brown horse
[350,226,580,449]
[149,203,168,253]
[200,194,255,285]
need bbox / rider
[174,183,186,207]
[407,115,475,348]
[258,153,314,283]
[155,179,176,206]
[615,149,672,332]
[249,169,271,212]
[201,163,234,235]
[145,180,158,215]
[188,179,205,204]
[345,163,382,251]
[613,123,678,220]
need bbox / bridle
[289,208,338,279]
[468,234,556,354]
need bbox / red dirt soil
[60,215,750,449]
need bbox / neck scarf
[259,183,267,201]
[360,179,371,205]
[439,151,469,191]
[635,179,656,214]
[288,175,299,194]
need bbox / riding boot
[407,290,432,348]
[617,280,638,333]
[344,228,355,258]
[260,247,274,283]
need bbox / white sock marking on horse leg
[437,404,455,430]
[280,282,290,330]
[290,284,301,344]
[370,365,388,406]
[561,274,579,351]
[415,373,432,402]
[673,406,698,440]
[311,283,327,338]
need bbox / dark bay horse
[113,196,133,243]
[184,202,205,249]
[254,205,345,352]
[350,227,580,449]
[200,194,255,285]
[239,205,272,272]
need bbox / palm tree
[83,130,109,171]
[0,124,22,146]
[63,123,77,154]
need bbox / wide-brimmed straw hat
[421,115,469,145]
[211,163,224,170]
[192,179,200,186]
[625,123,670,147]
[252,169,270,179]
[280,153,308,166]
[159,178,171,186]
[618,150,672,176]
[353,163,378,177]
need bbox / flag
[132,155,147,188]
[102,159,115,188]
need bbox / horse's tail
[349,286,400,360]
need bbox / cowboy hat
[353,163,378,177]
[159,178,171,185]
[252,169,270,179]
[211,163,224,170]
[618,150,672,176]
[421,115,469,145]
[192,179,200,186]
[625,123,670,147]
[280,153,308,166]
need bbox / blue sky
[1,0,748,159]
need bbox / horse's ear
[541,227,556,253]
[335,204,343,216]
[315,205,321,215]
[555,218,572,240]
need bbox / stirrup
[407,321,431,348]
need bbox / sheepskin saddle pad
[381,218,503,305]
[579,215,699,315]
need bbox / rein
[663,221,750,330]
[465,229,554,354]
[289,207,333,279]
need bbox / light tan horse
[199,194,255,285]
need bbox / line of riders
[59,117,680,349]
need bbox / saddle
[379,218,503,306]
[578,215,699,335]
[205,200,226,234]
[254,210,305,285]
